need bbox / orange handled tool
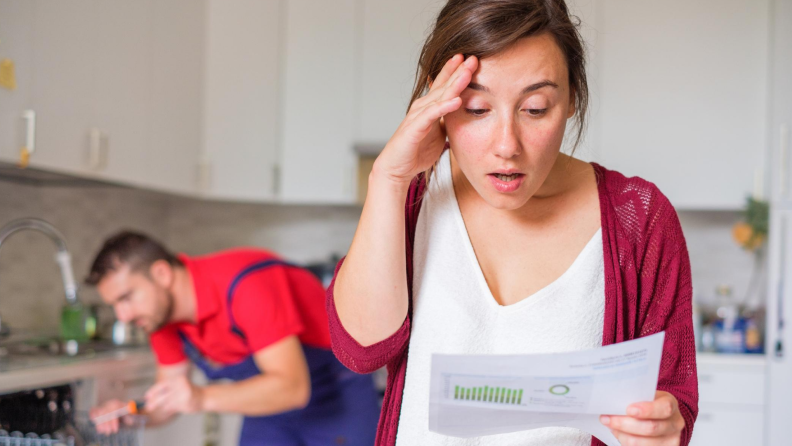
[91,400,145,425]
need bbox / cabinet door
[93,0,202,194]
[92,1,152,186]
[145,0,204,195]
[597,0,769,210]
[28,0,97,175]
[769,0,792,209]
[202,0,282,201]
[0,0,35,165]
[689,403,764,446]
[766,209,792,445]
[280,0,357,204]
[356,0,441,147]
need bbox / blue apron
[180,260,380,446]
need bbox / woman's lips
[487,173,525,193]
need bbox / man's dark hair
[85,231,183,286]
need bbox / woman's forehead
[471,34,569,95]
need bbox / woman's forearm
[334,165,412,347]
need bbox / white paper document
[429,332,665,446]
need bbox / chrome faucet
[0,218,79,338]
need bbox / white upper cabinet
[85,0,202,194]
[92,0,152,186]
[142,0,204,195]
[201,0,282,202]
[28,0,97,175]
[0,0,35,166]
[769,0,792,209]
[0,0,202,194]
[356,0,442,147]
[279,0,358,204]
[0,0,776,208]
[596,0,769,210]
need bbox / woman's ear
[567,88,577,119]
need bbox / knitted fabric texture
[326,163,698,446]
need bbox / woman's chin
[478,190,531,211]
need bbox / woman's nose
[493,116,522,159]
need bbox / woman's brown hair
[411,0,589,152]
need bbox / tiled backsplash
[0,179,361,332]
[0,178,759,333]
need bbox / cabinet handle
[272,164,281,196]
[88,128,103,170]
[776,214,787,359]
[781,124,789,199]
[19,110,36,168]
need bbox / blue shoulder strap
[226,259,299,340]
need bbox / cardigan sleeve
[325,256,412,374]
[325,174,426,374]
[639,200,699,445]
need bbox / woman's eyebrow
[466,80,559,94]
[521,80,558,94]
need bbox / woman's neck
[451,151,591,223]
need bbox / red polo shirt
[149,248,331,366]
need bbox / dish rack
[0,413,144,446]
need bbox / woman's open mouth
[487,172,525,193]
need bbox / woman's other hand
[600,390,685,445]
[373,54,478,184]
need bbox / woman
[329,0,697,445]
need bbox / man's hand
[90,399,135,435]
[144,374,204,415]
[600,390,685,445]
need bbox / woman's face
[444,33,576,211]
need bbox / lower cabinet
[690,354,766,445]
[690,403,764,445]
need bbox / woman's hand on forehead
[373,54,478,184]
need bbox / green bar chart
[453,385,524,405]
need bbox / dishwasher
[0,384,145,446]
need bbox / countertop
[0,345,156,394]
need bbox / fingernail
[600,416,610,425]
[628,407,640,416]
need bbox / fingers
[437,55,478,102]
[144,381,171,413]
[627,392,678,420]
[91,399,125,435]
[601,415,678,437]
[608,428,681,446]
[412,55,477,112]
[411,97,462,134]
[428,54,464,93]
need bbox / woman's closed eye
[524,108,547,116]
[464,108,489,117]
[464,108,548,117]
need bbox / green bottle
[61,302,89,342]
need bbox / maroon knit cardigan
[326,163,698,446]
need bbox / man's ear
[148,260,174,288]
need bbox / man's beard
[148,290,175,333]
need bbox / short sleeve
[230,265,305,353]
[149,324,187,365]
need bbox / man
[88,231,379,446]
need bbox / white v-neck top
[395,151,605,446]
